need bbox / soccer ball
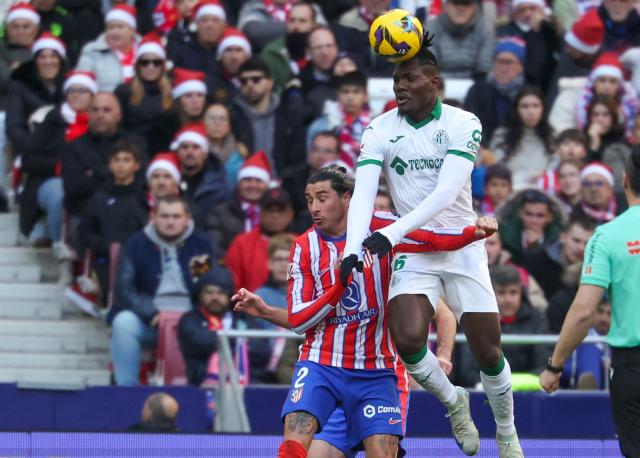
[369,9,424,63]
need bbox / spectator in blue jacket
[110,195,216,385]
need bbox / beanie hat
[136,33,166,61]
[216,27,252,60]
[193,0,226,22]
[171,67,207,99]
[581,162,614,186]
[192,266,233,301]
[63,70,98,94]
[32,33,66,59]
[106,4,137,29]
[564,10,604,55]
[237,151,271,184]
[494,36,525,65]
[590,52,624,82]
[171,123,209,152]
[146,152,181,183]
[6,3,40,25]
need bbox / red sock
[277,440,307,458]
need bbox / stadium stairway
[0,212,111,388]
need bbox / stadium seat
[157,311,188,386]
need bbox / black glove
[363,232,393,258]
[339,254,363,287]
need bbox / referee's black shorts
[610,346,640,458]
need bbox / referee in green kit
[540,148,640,457]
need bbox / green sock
[479,352,505,376]
[400,345,428,365]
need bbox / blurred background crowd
[0,0,637,391]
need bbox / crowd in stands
[0,0,636,390]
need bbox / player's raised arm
[365,117,481,257]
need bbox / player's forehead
[392,60,424,80]
[305,180,335,196]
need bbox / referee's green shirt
[581,205,640,348]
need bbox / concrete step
[0,368,111,386]
[0,299,62,319]
[0,320,109,351]
[0,247,54,265]
[0,352,110,370]
[0,264,41,282]
[0,228,18,247]
[0,283,64,301]
[0,335,87,353]
[0,213,18,231]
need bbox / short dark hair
[626,145,640,196]
[291,0,316,22]
[406,32,439,71]
[311,130,340,151]
[490,264,521,288]
[156,195,190,213]
[336,70,367,91]
[521,189,551,208]
[557,128,587,149]
[485,164,512,186]
[565,215,596,234]
[307,167,354,196]
[238,57,272,79]
[108,140,142,162]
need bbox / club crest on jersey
[290,387,303,403]
[433,129,449,151]
[339,282,361,311]
[287,263,294,280]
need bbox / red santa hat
[136,33,166,61]
[193,0,226,22]
[106,4,137,29]
[6,3,40,25]
[216,27,252,59]
[580,162,614,187]
[590,52,624,82]
[565,10,604,55]
[171,67,207,99]
[237,151,271,184]
[31,33,66,59]
[171,123,209,152]
[63,70,98,94]
[147,152,181,183]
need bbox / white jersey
[358,99,480,228]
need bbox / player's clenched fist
[362,232,393,258]
[339,254,363,287]
[474,216,498,239]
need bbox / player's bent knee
[363,434,399,458]
[474,345,502,369]
[283,411,319,448]
[390,325,427,356]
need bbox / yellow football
[369,9,424,63]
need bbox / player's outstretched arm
[343,164,381,260]
[232,288,290,329]
[288,280,347,334]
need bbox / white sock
[480,356,516,437]
[401,348,458,409]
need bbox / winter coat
[598,4,640,53]
[545,52,592,110]
[113,222,215,324]
[299,65,337,124]
[147,108,184,155]
[464,79,512,147]
[602,141,632,192]
[205,196,246,256]
[62,128,147,216]
[78,179,149,257]
[19,107,67,235]
[114,81,168,138]
[76,34,141,92]
[5,60,65,152]
[229,90,306,177]
[548,76,586,134]
[168,37,222,79]
[497,20,560,93]
[497,188,568,265]
[0,41,32,109]
[225,226,270,292]
[491,250,548,312]
[238,1,288,52]
[427,12,494,80]
[523,239,579,301]
[38,6,79,64]
[261,36,294,90]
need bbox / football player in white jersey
[340,35,524,458]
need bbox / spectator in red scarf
[77,4,140,91]
[20,70,96,259]
[306,70,369,169]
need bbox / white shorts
[388,241,498,321]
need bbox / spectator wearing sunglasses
[115,34,173,138]
[497,188,567,265]
[571,162,627,225]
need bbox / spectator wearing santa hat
[76,4,141,92]
[576,52,640,142]
[115,33,172,138]
[546,9,604,107]
[146,152,181,205]
[497,0,561,93]
[5,33,66,155]
[147,67,208,154]
[168,0,226,78]
[31,0,78,64]
[206,150,270,255]
[172,123,230,230]
[572,161,627,224]
[207,27,252,104]
[20,70,97,254]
